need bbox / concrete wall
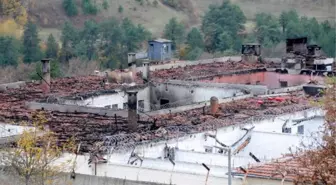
[53,108,322,185]
[166,80,268,96]
[146,94,253,115]
[149,82,244,110]
[205,72,324,89]
[63,87,151,112]
[26,102,128,117]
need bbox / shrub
[102,0,109,10]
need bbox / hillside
[27,0,335,42]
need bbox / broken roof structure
[0,55,328,185]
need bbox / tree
[0,0,27,26]
[82,0,98,15]
[0,111,74,185]
[0,36,21,66]
[45,34,59,59]
[99,18,151,69]
[60,22,78,62]
[79,20,99,60]
[279,9,299,34]
[22,21,43,63]
[186,28,204,49]
[255,13,282,47]
[286,20,305,39]
[62,0,78,17]
[201,1,246,53]
[164,17,185,49]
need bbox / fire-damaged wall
[205,72,324,89]
[63,87,151,112]
[149,83,244,110]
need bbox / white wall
[55,108,323,185]
[0,123,33,138]
[63,87,151,112]
[151,83,242,108]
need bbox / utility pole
[228,147,232,185]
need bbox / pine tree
[22,21,43,63]
[46,34,59,59]
[0,36,21,66]
[63,0,78,17]
[164,17,185,49]
[186,28,204,49]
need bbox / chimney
[41,59,50,94]
[127,91,138,132]
[142,62,150,81]
[131,63,137,81]
[210,96,219,116]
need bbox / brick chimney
[210,96,219,116]
[41,59,50,94]
[127,91,138,132]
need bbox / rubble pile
[151,60,279,81]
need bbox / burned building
[241,43,261,62]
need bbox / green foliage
[201,1,246,53]
[60,22,78,62]
[102,0,109,10]
[22,21,43,63]
[255,13,282,47]
[118,5,123,13]
[46,34,59,59]
[164,17,185,49]
[99,18,151,69]
[30,60,62,80]
[0,36,21,66]
[186,28,204,49]
[82,0,98,15]
[252,9,335,57]
[78,20,99,60]
[62,0,78,17]
[184,47,203,61]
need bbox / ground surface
[28,0,335,42]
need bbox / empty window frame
[297,125,304,135]
[112,104,118,110]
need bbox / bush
[82,0,99,15]
[161,0,179,9]
[63,0,78,17]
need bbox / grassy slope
[33,0,335,42]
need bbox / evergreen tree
[46,34,59,59]
[80,20,99,60]
[186,28,204,49]
[0,36,21,66]
[22,21,42,63]
[82,0,98,15]
[60,22,78,62]
[164,17,185,49]
[201,1,246,53]
[63,0,78,17]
